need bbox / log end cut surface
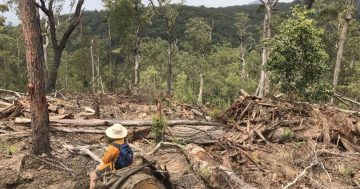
[120,173,166,189]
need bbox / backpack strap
[111,142,123,150]
[110,142,123,170]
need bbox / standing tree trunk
[240,43,247,78]
[167,42,175,98]
[149,0,182,98]
[258,13,269,98]
[332,0,354,103]
[198,55,205,105]
[43,21,50,81]
[91,38,96,93]
[198,73,204,105]
[37,0,84,92]
[257,0,278,98]
[16,36,23,86]
[134,29,141,87]
[20,0,51,155]
[108,20,113,92]
[65,53,68,91]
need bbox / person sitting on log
[89,124,133,189]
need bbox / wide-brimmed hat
[105,124,128,139]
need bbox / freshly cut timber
[118,173,166,189]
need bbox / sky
[3,0,293,25]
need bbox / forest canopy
[1,0,360,108]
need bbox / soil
[0,93,207,189]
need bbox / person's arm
[101,145,117,164]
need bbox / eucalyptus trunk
[20,0,51,155]
[332,2,353,103]
[167,41,176,97]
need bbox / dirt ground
[1,93,360,189]
[0,93,208,189]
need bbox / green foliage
[292,141,305,149]
[268,6,332,102]
[282,128,294,141]
[198,167,211,180]
[0,143,16,155]
[184,17,212,54]
[151,116,168,143]
[338,165,355,177]
[174,72,196,103]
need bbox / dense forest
[1,0,360,109]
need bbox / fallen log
[0,101,12,107]
[334,93,360,107]
[14,118,223,144]
[333,107,360,115]
[0,101,25,119]
[0,89,22,98]
[63,144,102,163]
[185,143,257,189]
[14,118,224,127]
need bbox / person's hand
[89,172,98,181]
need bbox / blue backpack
[111,143,134,169]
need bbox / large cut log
[166,125,223,144]
[103,158,171,189]
[185,143,257,189]
[13,118,224,144]
[117,173,166,189]
[14,118,224,127]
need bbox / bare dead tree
[256,0,279,98]
[332,0,355,103]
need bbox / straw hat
[105,124,128,139]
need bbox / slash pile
[213,95,360,188]
[220,95,360,150]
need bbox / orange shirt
[97,138,124,171]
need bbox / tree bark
[198,72,204,105]
[108,19,113,91]
[134,36,141,87]
[167,41,175,98]
[15,118,224,127]
[91,38,96,93]
[43,21,50,80]
[19,0,51,155]
[332,0,353,103]
[240,43,247,78]
[257,0,277,98]
[258,13,269,98]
